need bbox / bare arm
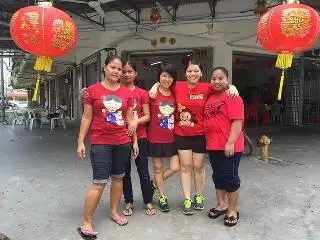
[227,120,243,145]
[137,103,150,125]
[77,104,93,145]
[76,104,92,160]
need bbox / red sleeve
[83,86,94,105]
[141,90,149,105]
[228,96,244,120]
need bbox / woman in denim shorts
[76,55,138,238]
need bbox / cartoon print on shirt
[157,101,175,130]
[101,95,124,126]
[177,103,196,127]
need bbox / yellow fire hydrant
[258,134,271,161]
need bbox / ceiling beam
[208,0,218,18]
[113,7,140,24]
[66,8,105,29]
[157,1,178,22]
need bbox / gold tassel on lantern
[32,73,41,102]
[275,53,293,100]
[34,56,53,72]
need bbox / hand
[224,142,235,157]
[149,83,159,99]
[80,88,89,99]
[127,119,137,136]
[227,85,239,99]
[77,142,86,160]
[132,142,139,160]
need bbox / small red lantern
[150,7,161,23]
[151,38,157,47]
[257,0,320,100]
[10,1,78,73]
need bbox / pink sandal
[77,227,97,240]
[111,215,128,226]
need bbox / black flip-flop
[224,212,240,227]
[77,227,97,240]
[208,208,228,219]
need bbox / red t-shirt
[148,91,175,143]
[83,83,132,145]
[130,86,149,140]
[204,92,244,152]
[174,81,211,136]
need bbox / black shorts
[208,151,241,193]
[175,135,207,153]
[148,142,177,158]
[90,143,131,183]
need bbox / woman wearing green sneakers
[148,63,180,212]
[149,61,238,215]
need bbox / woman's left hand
[127,119,138,136]
[132,142,139,160]
[224,142,235,157]
[227,85,239,98]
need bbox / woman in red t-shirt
[204,67,244,227]
[76,56,138,238]
[148,63,180,213]
[149,61,238,215]
[121,61,157,216]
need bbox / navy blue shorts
[208,151,241,193]
[90,143,131,184]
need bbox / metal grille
[302,61,320,125]
[193,48,213,82]
[284,59,302,127]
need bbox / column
[213,43,233,82]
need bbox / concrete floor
[0,124,319,240]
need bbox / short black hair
[157,63,177,85]
[185,60,204,72]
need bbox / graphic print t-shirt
[148,91,175,143]
[83,83,132,145]
[174,81,211,136]
[130,87,149,140]
[204,92,244,152]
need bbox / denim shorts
[90,143,131,184]
[208,151,241,193]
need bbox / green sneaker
[159,196,170,212]
[194,195,205,210]
[183,198,194,215]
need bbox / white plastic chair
[50,110,66,130]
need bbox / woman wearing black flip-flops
[204,67,244,227]
[76,55,138,239]
[121,61,157,216]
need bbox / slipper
[145,206,157,216]
[111,215,128,226]
[224,212,240,227]
[77,227,97,240]
[208,208,228,219]
[122,206,133,216]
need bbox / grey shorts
[90,143,131,184]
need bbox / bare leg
[152,158,165,196]
[227,188,240,220]
[82,183,106,231]
[178,150,193,199]
[110,177,125,218]
[163,154,180,180]
[215,189,228,210]
[193,153,206,196]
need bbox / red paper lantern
[257,1,320,99]
[10,1,78,72]
[150,8,161,23]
